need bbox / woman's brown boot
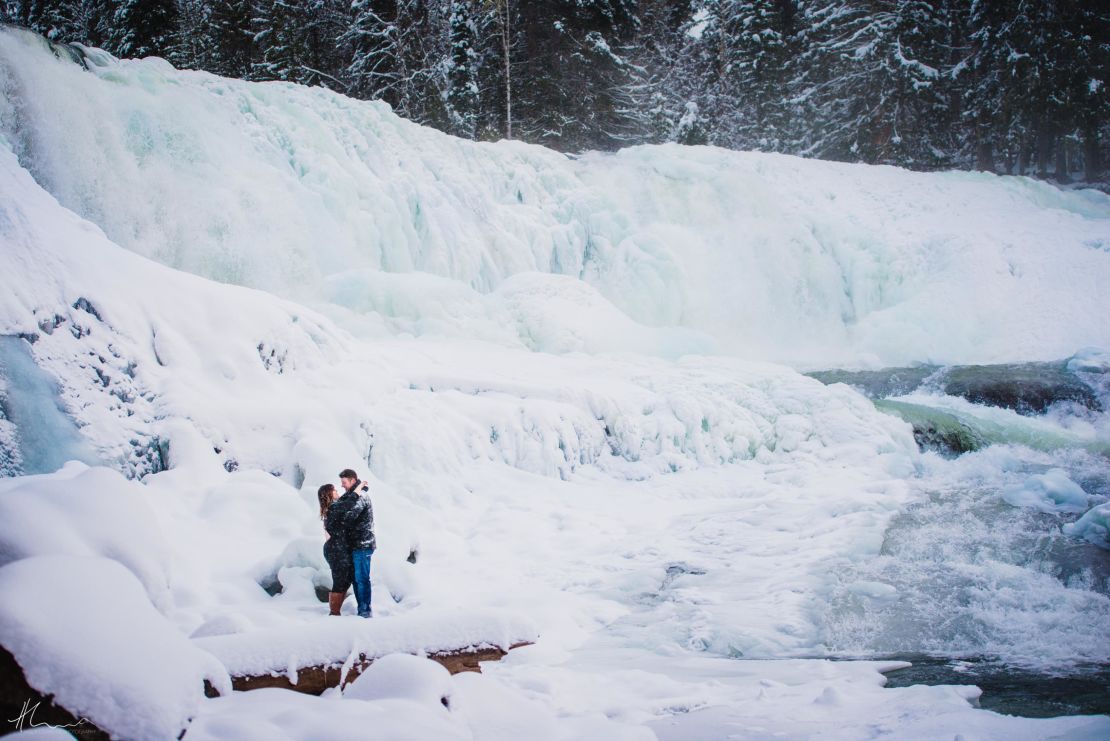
[328,591,344,616]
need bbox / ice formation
[2,28,1109,367]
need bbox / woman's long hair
[317,484,336,520]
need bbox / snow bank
[2,27,1108,367]
[342,653,452,704]
[194,611,536,680]
[187,687,467,741]
[0,463,173,605]
[0,555,228,740]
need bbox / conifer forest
[3,1,1107,184]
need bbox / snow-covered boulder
[0,555,229,739]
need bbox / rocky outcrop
[874,400,985,456]
[808,361,1103,416]
[941,363,1102,415]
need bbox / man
[334,468,376,618]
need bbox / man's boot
[328,591,344,616]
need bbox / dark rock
[260,576,283,597]
[910,421,983,456]
[72,297,103,322]
[941,363,1102,415]
[37,314,65,335]
[874,400,985,456]
[808,361,1103,417]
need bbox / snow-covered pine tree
[961,0,1018,173]
[1068,0,1109,182]
[172,0,216,69]
[622,0,699,144]
[107,0,178,58]
[344,0,450,126]
[720,0,797,152]
[1,0,110,46]
[204,0,254,77]
[344,0,400,101]
[513,0,641,151]
[446,0,479,137]
[792,0,953,167]
[251,0,347,88]
[678,1,730,146]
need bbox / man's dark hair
[339,468,358,480]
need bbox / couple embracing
[317,469,376,618]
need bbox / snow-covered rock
[0,555,228,740]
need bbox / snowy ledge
[193,611,537,696]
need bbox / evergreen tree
[251,0,347,88]
[172,0,215,69]
[344,0,449,126]
[720,0,797,151]
[513,0,641,151]
[962,0,1017,172]
[679,0,730,146]
[793,0,952,167]
[207,0,254,77]
[2,0,110,46]
[1068,1,1109,182]
[446,0,481,137]
[624,0,698,144]
[0,0,1104,183]
[107,0,178,58]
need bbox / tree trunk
[975,123,994,172]
[1016,135,1030,175]
[1083,122,1101,182]
[495,0,513,139]
[1036,124,1053,178]
[1055,136,1069,182]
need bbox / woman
[317,483,352,616]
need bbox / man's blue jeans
[352,548,373,617]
